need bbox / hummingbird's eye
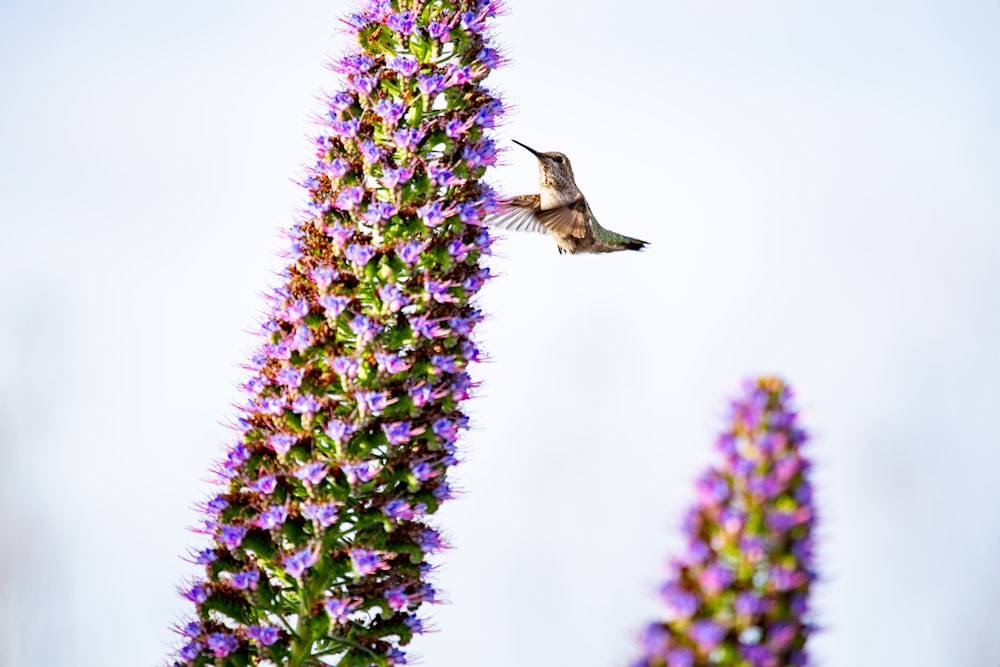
[553,156,564,163]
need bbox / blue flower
[310,266,338,289]
[318,294,350,318]
[336,185,365,210]
[378,284,409,313]
[345,242,377,268]
[462,270,488,293]
[381,166,414,188]
[416,528,445,553]
[246,625,280,646]
[283,547,319,578]
[385,586,410,611]
[689,619,725,654]
[460,11,486,33]
[349,314,382,343]
[350,548,390,576]
[476,47,501,68]
[386,11,415,35]
[324,157,351,179]
[360,139,385,164]
[325,597,361,624]
[333,355,360,378]
[193,548,216,565]
[375,350,410,373]
[363,201,397,224]
[665,648,694,667]
[330,118,361,138]
[351,74,377,97]
[396,240,423,264]
[231,569,260,590]
[461,138,497,167]
[269,433,296,455]
[426,279,458,303]
[430,354,461,373]
[388,56,419,77]
[431,417,459,442]
[409,314,448,339]
[218,524,248,549]
[293,462,328,486]
[408,383,434,408]
[282,299,311,323]
[342,460,381,485]
[250,474,277,494]
[253,505,288,530]
[660,584,698,620]
[358,389,394,415]
[335,53,375,74]
[404,614,424,634]
[374,99,406,127]
[183,582,209,605]
[290,325,313,351]
[383,499,414,520]
[392,127,425,151]
[324,419,356,442]
[302,502,339,527]
[447,239,471,261]
[417,201,447,227]
[445,118,468,138]
[417,72,447,97]
[474,98,503,127]
[328,91,355,112]
[206,633,239,658]
[179,640,204,661]
[410,461,437,482]
[428,21,450,41]
[382,421,424,445]
[291,394,321,414]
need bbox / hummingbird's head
[512,140,577,192]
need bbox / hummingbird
[490,140,648,255]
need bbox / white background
[1,1,998,666]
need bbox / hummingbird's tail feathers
[596,226,649,252]
[623,237,649,251]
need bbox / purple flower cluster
[170,1,505,666]
[632,377,816,667]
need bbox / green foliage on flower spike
[168,2,505,666]
[631,378,817,667]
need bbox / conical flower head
[634,377,817,667]
[169,1,505,665]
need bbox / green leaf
[364,259,379,282]
[305,611,331,641]
[242,529,279,560]
[202,593,255,626]
[409,31,430,63]
[284,410,304,433]
[357,361,374,384]
[359,23,398,56]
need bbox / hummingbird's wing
[535,198,588,239]
[490,195,589,241]
[490,194,548,233]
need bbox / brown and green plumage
[490,140,649,255]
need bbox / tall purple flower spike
[632,377,817,667]
[169,2,505,665]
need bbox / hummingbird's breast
[538,173,581,209]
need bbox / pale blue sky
[1,2,999,666]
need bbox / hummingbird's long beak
[512,139,546,160]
